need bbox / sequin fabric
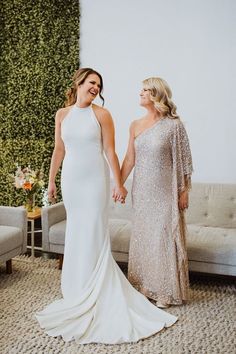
[128,117,193,305]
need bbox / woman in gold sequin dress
[121,77,193,308]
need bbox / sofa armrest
[0,206,27,227]
[42,202,66,252]
[0,206,27,253]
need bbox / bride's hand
[48,182,57,204]
[112,185,128,204]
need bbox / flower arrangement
[13,165,44,212]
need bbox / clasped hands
[112,185,128,204]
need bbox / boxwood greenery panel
[0,0,80,206]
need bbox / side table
[27,207,42,260]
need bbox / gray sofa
[0,206,27,273]
[42,181,236,276]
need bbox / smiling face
[139,87,154,108]
[77,73,101,105]
[140,77,177,117]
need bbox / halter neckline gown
[36,104,177,344]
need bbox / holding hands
[112,185,128,204]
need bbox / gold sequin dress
[128,117,193,305]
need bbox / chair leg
[58,254,64,270]
[6,259,12,274]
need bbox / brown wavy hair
[143,77,179,119]
[65,68,104,107]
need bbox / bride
[36,67,177,344]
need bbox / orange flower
[23,182,32,190]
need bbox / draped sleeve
[171,119,193,194]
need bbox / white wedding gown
[36,104,177,344]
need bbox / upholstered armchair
[41,202,67,269]
[0,206,27,273]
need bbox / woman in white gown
[36,68,177,344]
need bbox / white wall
[80,0,236,183]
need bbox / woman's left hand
[178,190,189,211]
[112,186,128,203]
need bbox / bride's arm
[48,109,65,202]
[95,107,127,202]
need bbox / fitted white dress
[36,104,177,344]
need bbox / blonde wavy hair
[143,77,179,119]
[65,68,104,107]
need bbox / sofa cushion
[49,220,66,245]
[109,218,131,254]
[49,218,132,255]
[0,226,23,254]
[187,224,236,266]
[186,183,236,228]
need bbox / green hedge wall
[0,0,80,206]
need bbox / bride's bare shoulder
[92,104,113,123]
[92,104,110,115]
[55,106,72,123]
